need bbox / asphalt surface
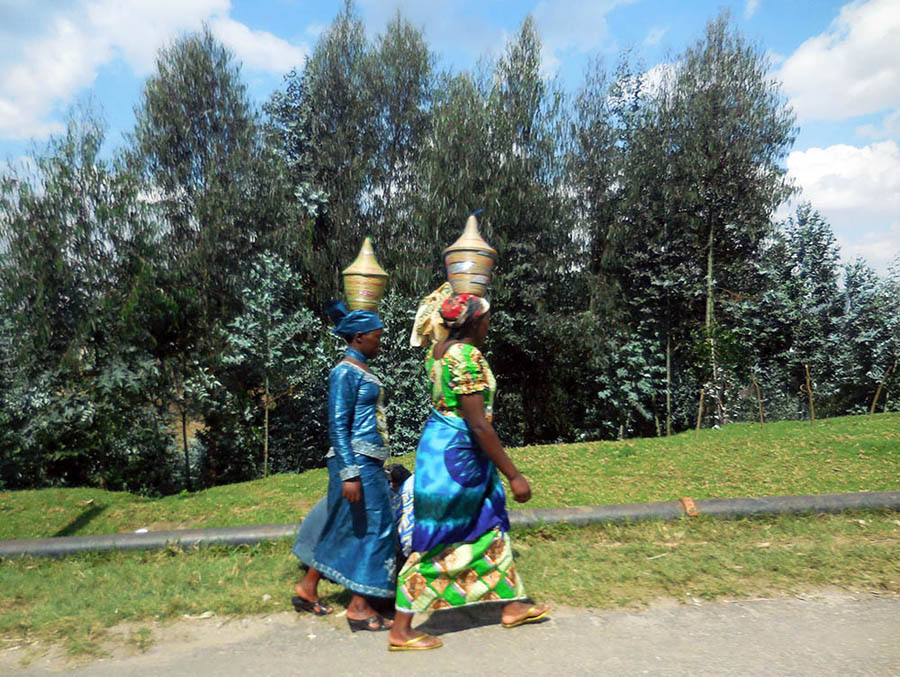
[6,590,899,676]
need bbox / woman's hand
[342,479,362,502]
[459,393,531,501]
[509,474,532,503]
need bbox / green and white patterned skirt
[395,528,526,613]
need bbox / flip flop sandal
[387,634,443,651]
[502,606,550,629]
[291,596,333,616]
[347,614,392,632]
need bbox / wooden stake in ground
[803,363,816,423]
[665,335,672,436]
[870,357,898,415]
[695,387,705,435]
[752,373,765,425]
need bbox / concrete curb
[2,490,898,559]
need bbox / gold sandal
[387,634,443,651]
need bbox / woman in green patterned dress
[387,293,550,651]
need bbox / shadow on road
[414,600,549,636]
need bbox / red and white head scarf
[439,293,490,330]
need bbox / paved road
[6,591,899,676]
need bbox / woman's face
[472,312,491,346]
[354,328,383,359]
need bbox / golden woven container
[342,237,388,310]
[443,214,497,296]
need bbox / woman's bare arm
[458,393,531,503]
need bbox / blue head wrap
[326,300,383,338]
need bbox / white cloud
[0,0,307,140]
[642,61,676,98]
[210,17,307,73]
[7,154,41,183]
[605,61,674,112]
[787,141,900,211]
[86,0,230,74]
[305,23,328,40]
[532,0,637,78]
[744,0,760,20]
[778,0,900,121]
[643,26,667,47]
[787,140,900,271]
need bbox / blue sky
[1,0,898,271]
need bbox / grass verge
[1,413,898,540]
[1,511,898,661]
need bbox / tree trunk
[706,220,715,330]
[705,218,723,425]
[181,407,191,491]
[803,363,816,422]
[263,375,270,478]
[665,334,672,436]
[752,373,765,425]
[695,387,705,434]
[870,357,897,415]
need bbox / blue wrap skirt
[311,454,396,598]
[291,496,327,567]
[411,410,510,553]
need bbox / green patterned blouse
[425,342,496,423]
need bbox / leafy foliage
[1,5,897,495]
[221,254,322,477]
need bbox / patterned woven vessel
[443,214,497,297]
[342,237,389,310]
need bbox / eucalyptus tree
[367,12,434,288]
[657,13,796,425]
[0,313,14,487]
[777,204,844,417]
[0,108,175,491]
[221,253,320,477]
[267,3,435,304]
[574,55,693,435]
[266,1,376,307]
[131,25,272,327]
[599,13,796,431]
[873,256,900,411]
[834,259,900,414]
[406,70,491,283]
[415,17,582,443]
[130,26,298,486]
[569,56,633,315]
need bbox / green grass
[1,413,898,661]
[0,469,330,540]
[518,412,900,508]
[2,413,898,540]
[514,512,900,606]
[2,512,898,660]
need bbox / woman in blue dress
[294,301,396,631]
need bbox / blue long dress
[310,359,396,598]
[291,496,327,567]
